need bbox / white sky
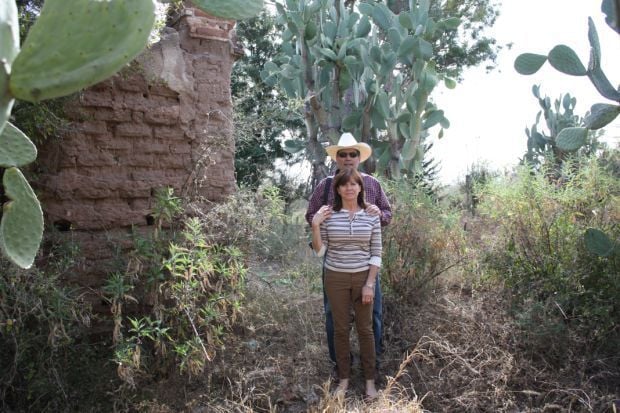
[429,0,620,184]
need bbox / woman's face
[337,179,361,202]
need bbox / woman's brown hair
[333,169,367,211]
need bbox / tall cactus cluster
[514,1,620,153]
[0,0,264,269]
[260,0,459,183]
[524,86,582,163]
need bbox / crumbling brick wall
[35,8,241,310]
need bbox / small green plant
[107,212,247,385]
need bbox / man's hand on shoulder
[365,204,381,217]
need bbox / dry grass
[133,247,619,412]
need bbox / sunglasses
[337,151,359,159]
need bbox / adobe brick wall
[35,8,241,311]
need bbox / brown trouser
[324,268,376,380]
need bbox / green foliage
[392,0,503,80]
[232,11,304,188]
[0,240,95,411]
[107,215,247,385]
[264,0,456,182]
[382,179,465,301]
[523,86,589,167]
[191,0,264,20]
[199,185,309,263]
[515,5,620,150]
[478,156,620,347]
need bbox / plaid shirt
[305,172,392,227]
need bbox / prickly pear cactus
[0,0,18,134]
[515,8,619,149]
[0,167,44,269]
[264,0,456,180]
[10,0,156,102]
[0,123,37,167]
[192,0,264,20]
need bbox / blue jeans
[323,266,383,365]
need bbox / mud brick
[115,122,152,138]
[144,105,180,125]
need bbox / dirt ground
[132,256,619,413]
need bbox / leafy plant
[478,156,620,346]
[0,242,93,411]
[0,0,264,269]
[107,213,248,385]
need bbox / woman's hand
[362,284,374,304]
[312,205,332,227]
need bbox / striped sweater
[318,209,382,273]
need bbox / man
[305,132,392,374]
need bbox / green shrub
[0,240,93,411]
[478,155,619,348]
[382,179,466,301]
[107,216,247,385]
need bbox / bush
[478,155,620,349]
[106,216,247,386]
[0,240,93,411]
[192,185,308,263]
[382,179,466,302]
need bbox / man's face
[335,149,360,171]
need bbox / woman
[311,168,381,399]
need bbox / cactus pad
[0,122,37,167]
[0,63,14,135]
[584,103,620,130]
[556,127,588,151]
[0,0,19,65]
[192,0,264,20]
[548,45,587,76]
[10,0,156,102]
[0,167,44,269]
[0,1,18,134]
[514,53,547,75]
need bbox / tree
[263,0,460,188]
[232,11,305,188]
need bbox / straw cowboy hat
[325,132,372,162]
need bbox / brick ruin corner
[35,8,244,312]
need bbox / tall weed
[382,179,466,302]
[478,155,619,349]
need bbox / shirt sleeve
[305,178,328,225]
[369,217,382,267]
[315,221,328,257]
[370,177,392,227]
